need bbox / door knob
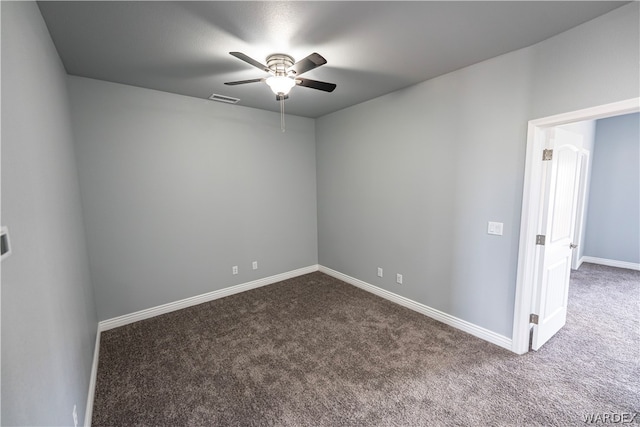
[569,243,578,249]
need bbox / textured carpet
[92,264,639,426]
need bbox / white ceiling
[38,1,626,118]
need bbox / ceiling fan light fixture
[266,75,296,95]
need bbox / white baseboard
[99,265,319,332]
[84,328,101,426]
[581,256,640,271]
[318,265,513,352]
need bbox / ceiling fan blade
[229,52,270,73]
[288,53,327,76]
[296,78,336,92]
[224,78,265,86]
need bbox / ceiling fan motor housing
[266,54,295,76]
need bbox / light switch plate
[488,221,504,236]
[1,226,11,261]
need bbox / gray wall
[584,113,640,264]
[316,2,639,338]
[67,77,318,321]
[529,3,639,119]
[1,2,97,426]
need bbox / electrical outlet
[396,273,403,285]
[72,405,78,427]
[232,266,238,275]
[377,267,383,277]
[252,261,258,270]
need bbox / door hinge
[530,314,539,324]
[542,149,553,161]
[536,235,546,245]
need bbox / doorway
[512,98,640,355]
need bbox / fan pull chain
[280,96,286,132]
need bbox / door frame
[511,98,639,355]
[571,149,591,271]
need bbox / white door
[531,128,583,350]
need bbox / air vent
[209,94,240,104]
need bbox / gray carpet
[91,263,639,426]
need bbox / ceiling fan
[225,52,337,100]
